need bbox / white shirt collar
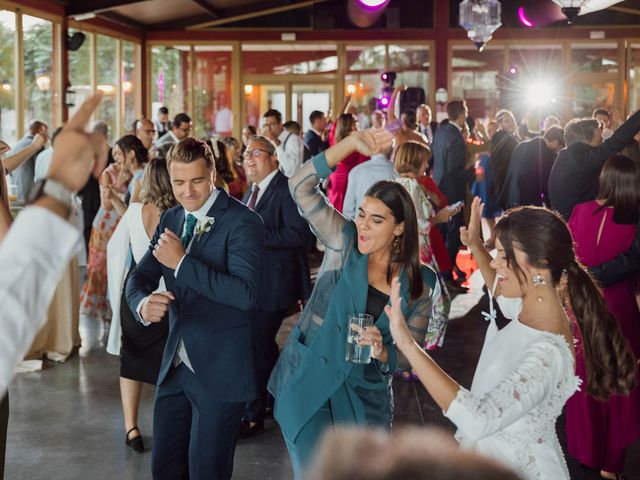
[256,168,279,194]
[184,188,218,221]
[451,121,463,132]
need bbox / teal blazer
[268,153,439,443]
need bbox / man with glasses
[239,135,313,439]
[261,109,304,178]
[135,118,156,151]
[155,113,191,148]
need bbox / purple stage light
[380,96,390,106]
[509,67,517,75]
[518,6,535,27]
[358,0,388,10]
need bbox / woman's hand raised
[350,129,393,157]
[459,196,484,250]
[385,277,414,353]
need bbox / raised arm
[460,197,498,294]
[597,108,640,159]
[1,134,46,173]
[289,129,393,251]
[387,85,404,124]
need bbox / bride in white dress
[387,197,637,480]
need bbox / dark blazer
[431,122,474,203]
[491,130,519,206]
[549,108,640,220]
[304,129,328,158]
[500,137,556,209]
[126,189,265,402]
[242,171,313,311]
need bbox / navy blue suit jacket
[126,189,265,402]
[242,171,313,311]
[431,122,474,203]
[304,130,327,158]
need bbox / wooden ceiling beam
[191,0,221,19]
[186,0,328,29]
[67,0,144,16]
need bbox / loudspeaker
[67,32,86,51]
[399,87,426,113]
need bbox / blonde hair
[394,141,431,175]
[140,157,177,212]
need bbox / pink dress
[567,200,640,473]
[327,151,368,213]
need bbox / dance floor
[6,284,640,479]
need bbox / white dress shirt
[0,207,81,394]
[250,168,279,208]
[276,129,304,178]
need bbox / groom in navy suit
[126,138,264,480]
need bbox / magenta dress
[567,200,640,473]
[327,151,368,213]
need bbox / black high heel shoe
[126,427,145,453]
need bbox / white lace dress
[444,293,580,480]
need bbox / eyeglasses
[243,148,272,159]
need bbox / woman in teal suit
[268,129,441,478]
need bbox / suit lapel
[189,188,229,255]
[255,172,283,214]
[340,248,369,315]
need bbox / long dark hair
[365,181,423,300]
[207,139,236,184]
[495,207,637,400]
[336,114,356,142]
[116,134,148,170]
[596,154,640,225]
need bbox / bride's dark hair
[495,206,637,400]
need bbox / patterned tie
[181,213,198,248]
[247,185,260,210]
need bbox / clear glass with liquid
[345,313,374,364]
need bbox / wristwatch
[27,179,73,209]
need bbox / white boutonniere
[195,216,215,238]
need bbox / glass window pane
[346,45,385,72]
[244,84,286,128]
[193,45,232,138]
[68,29,92,120]
[151,45,190,128]
[452,44,504,118]
[570,82,616,118]
[388,44,429,105]
[291,84,332,131]
[23,15,54,133]
[571,42,618,74]
[242,44,337,76]
[344,72,380,114]
[123,41,136,134]
[96,34,118,142]
[0,11,16,143]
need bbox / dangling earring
[393,235,401,254]
[532,273,546,302]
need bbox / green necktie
[181,213,198,248]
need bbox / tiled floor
[5,287,640,479]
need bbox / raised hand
[460,196,484,249]
[350,129,393,157]
[384,277,414,352]
[47,92,105,192]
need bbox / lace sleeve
[444,336,573,442]
[289,153,348,252]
